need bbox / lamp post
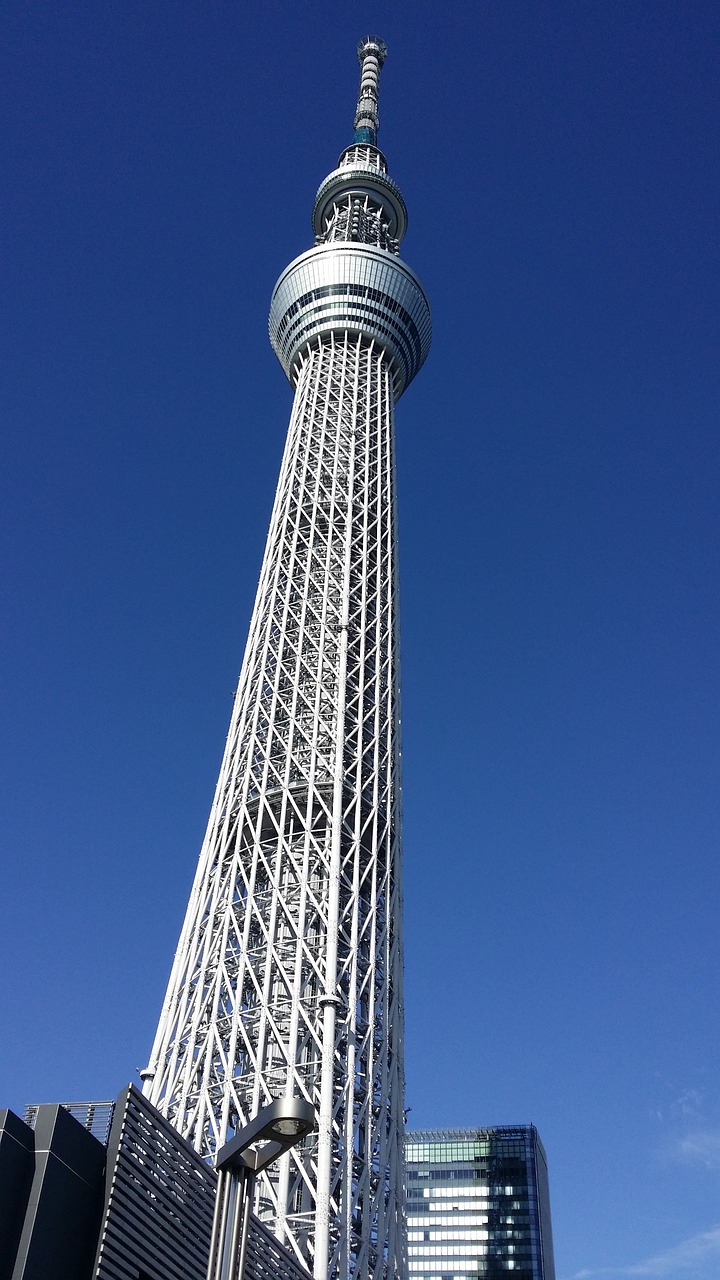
[206,1097,316,1280]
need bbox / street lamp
[206,1097,315,1280]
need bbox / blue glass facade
[405,1127,555,1280]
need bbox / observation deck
[269,243,431,399]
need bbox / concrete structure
[405,1128,555,1280]
[141,36,430,1280]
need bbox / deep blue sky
[2,3,719,1277]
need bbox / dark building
[3,1103,107,1280]
[0,1111,36,1280]
[405,1127,555,1280]
[1,1086,310,1280]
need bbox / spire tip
[353,37,387,145]
[357,36,387,66]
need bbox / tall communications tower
[141,38,430,1280]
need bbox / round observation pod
[269,244,431,399]
[312,162,408,245]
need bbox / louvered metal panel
[94,1086,310,1280]
[94,1085,216,1280]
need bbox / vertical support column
[313,334,358,1280]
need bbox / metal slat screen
[94,1086,310,1280]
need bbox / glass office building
[405,1127,555,1280]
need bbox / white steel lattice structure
[141,38,430,1280]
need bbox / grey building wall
[0,1111,35,1280]
[9,1104,106,1280]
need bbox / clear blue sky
[2,3,719,1277]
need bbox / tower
[141,38,430,1280]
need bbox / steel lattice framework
[141,39,430,1280]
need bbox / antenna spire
[353,37,388,144]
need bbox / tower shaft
[142,39,430,1280]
